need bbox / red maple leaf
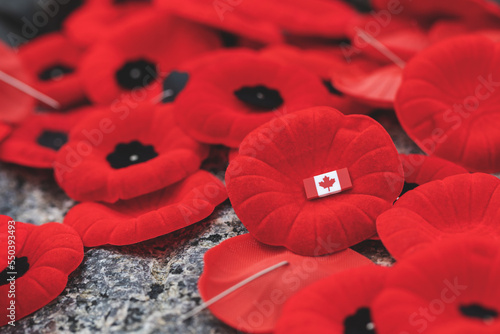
[319,176,336,191]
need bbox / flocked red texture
[400,154,469,186]
[0,107,92,169]
[54,104,209,203]
[226,107,404,256]
[174,49,332,148]
[0,42,34,124]
[275,265,387,334]
[428,19,500,44]
[377,173,500,260]
[395,35,500,173]
[372,236,500,334]
[64,171,227,247]
[18,33,86,109]
[198,234,374,333]
[0,216,84,327]
[80,10,221,105]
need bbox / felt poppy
[372,236,500,334]
[0,42,35,124]
[198,233,374,333]
[0,216,84,327]
[226,106,404,256]
[54,103,209,203]
[395,35,500,173]
[174,49,332,148]
[275,265,388,334]
[0,107,93,169]
[377,173,500,260]
[64,0,153,48]
[64,171,227,247]
[80,10,221,105]
[18,33,86,109]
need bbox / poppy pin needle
[0,70,61,109]
[181,260,289,322]
[355,28,407,69]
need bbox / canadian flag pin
[303,168,353,200]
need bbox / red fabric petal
[18,33,86,109]
[429,19,500,44]
[174,49,332,148]
[54,104,209,203]
[275,265,387,334]
[198,234,373,333]
[372,236,500,334]
[377,173,500,260]
[400,154,469,186]
[395,35,500,173]
[0,216,83,327]
[64,171,227,247]
[226,106,403,256]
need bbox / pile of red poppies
[1,0,500,332]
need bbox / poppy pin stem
[180,260,290,322]
[0,70,61,109]
[355,28,407,69]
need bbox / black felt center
[106,140,158,169]
[161,71,189,103]
[115,59,157,90]
[234,85,284,110]
[38,64,74,81]
[0,257,30,286]
[344,307,376,334]
[460,304,498,321]
[37,130,68,151]
[323,79,344,96]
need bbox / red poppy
[54,103,209,203]
[64,171,226,247]
[395,35,500,173]
[275,265,388,334]
[174,49,332,148]
[0,216,84,327]
[18,33,86,109]
[198,233,374,333]
[226,106,404,256]
[64,0,153,47]
[80,10,221,105]
[372,236,500,334]
[0,107,93,169]
[377,173,500,260]
[0,42,34,124]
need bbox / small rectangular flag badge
[303,168,353,200]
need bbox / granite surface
[1,111,415,334]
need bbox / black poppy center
[234,85,284,111]
[37,130,68,151]
[0,257,30,286]
[39,64,74,81]
[161,71,189,103]
[344,307,376,334]
[323,79,344,96]
[115,59,157,90]
[460,304,498,322]
[106,140,158,169]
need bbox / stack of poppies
[1,0,500,332]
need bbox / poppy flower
[0,107,93,169]
[372,236,500,334]
[18,33,86,109]
[54,103,209,203]
[226,106,404,256]
[198,233,374,333]
[80,10,221,105]
[64,0,153,48]
[395,35,500,173]
[275,265,388,334]
[174,49,332,148]
[377,173,500,260]
[0,42,35,124]
[0,216,84,327]
[64,171,227,247]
